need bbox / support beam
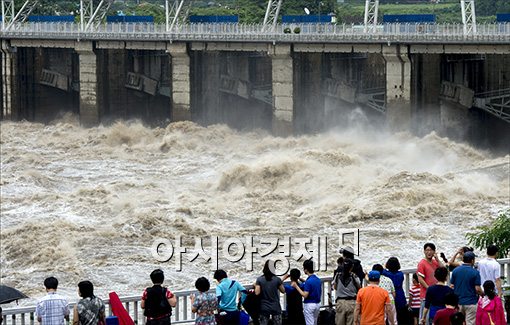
[383,45,411,131]
[263,0,283,32]
[168,43,191,121]
[269,44,293,136]
[166,0,192,32]
[1,0,15,30]
[364,0,379,34]
[2,0,39,30]
[80,0,113,32]
[460,0,477,35]
[1,39,17,120]
[76,41,99,126]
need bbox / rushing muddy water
[0,115,508,305]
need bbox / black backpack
[144,286,172,318]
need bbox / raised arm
[292,282,309,299]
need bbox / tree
[466,210,510,258]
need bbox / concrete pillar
[383,45,411,131]
[269,44,293,136]
[168,43,191,121]
[76,41,99,126]
[1,40,16,120]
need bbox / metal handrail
[2,258,509,325]
[1,22,510,44]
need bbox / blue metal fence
[496,13,510,23]
[106,16,154,23]
[383,14,436,23]
[282,15,332,23]
[28,15,75,23]
[189,15,238,23]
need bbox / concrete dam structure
[1,23,510,149]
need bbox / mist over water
[1,113,508,305]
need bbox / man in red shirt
[354,271,395,325]
[417,243,444,322]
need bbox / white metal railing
[2,258,510,325]
[0,22,510,44]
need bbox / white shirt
[35,292,69,325]
[478,257,501,293]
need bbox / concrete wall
[411,53,441,135]
[293,52,324,133]
[11,47,78,122]
[191,51,272,131]
[101,49,171,124]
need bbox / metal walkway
[474,88,510,123]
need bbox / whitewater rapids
[0,116,508,304]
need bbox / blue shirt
[284,283,304,294]
[303,274,322,304]
[382,270,406,308]
[215,278,247,311]
[450,264,481,305]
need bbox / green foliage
[293,26,301,33]
[336,2,462,24]
[466,210,510,258]
[281,0,336,16]
[132,3,165,23]
[284,27,292,33]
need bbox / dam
[1,7,510,149]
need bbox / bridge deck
[1,22,510,44]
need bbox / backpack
[143,286,172,318]
[334,271,360,293]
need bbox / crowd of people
[330,243,506,325]
[10,243,507,325]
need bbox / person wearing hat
[354,270,394,325]
[338,246,365,287]
[450,251,483,325]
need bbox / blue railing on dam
[1,22,510,44]
[2,258,510,325]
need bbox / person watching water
[254,260,286,325]
[334,258,360,325]
[72,281,105,325]
[141,269,176,325]
[292,260,322,325]
[450,251,482,325]
[214,269,247,325]
[35,277,70,325]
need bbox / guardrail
[2,258,509,325]
[1,22,510,44]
